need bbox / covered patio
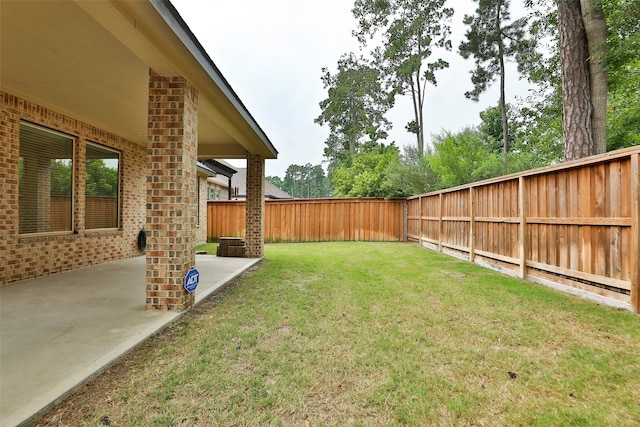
[1,0,277,310]
[0,254,259,427]
[0,2,280,424]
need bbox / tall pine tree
[459,0,533,153]
[315,53,392,168]
[352,0,453,156]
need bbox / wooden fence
[407,146,640,312]
[51,196,118,230]
[207,198,406,243]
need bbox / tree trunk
[558,0,594,161]
[409,77,424,156]
[417,103,425,157]
[496,0,509,153]
[417,69,425,157]
[580,0,608,154]
[349,110,357,157]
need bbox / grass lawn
[37,242,640,426]
[195,242,218,255]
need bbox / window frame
[18,121,75,236]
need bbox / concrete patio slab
[0,255,259,427]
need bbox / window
[85,142,120,229]
[208,187,221,200]
[19,123,74,234]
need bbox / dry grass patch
[36,242,640,426]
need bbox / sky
[171,0,533,178]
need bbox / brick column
[245,153,265,258]
[146,70,198,311]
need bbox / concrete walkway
[0,255,260,427]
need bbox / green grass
[195,242,218,255]
[40,242,640,426]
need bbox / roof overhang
[200,159,237,178]
[0,0,278,160]
[196,161,217,177]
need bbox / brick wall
[197,174,208,243]
[245,153,265,257]
[0,91,147,285]
[207,180,228,201]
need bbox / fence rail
[408,146,640,312]
[207,198,406,243]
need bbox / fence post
[417,196,422,245]
[438,193,443,252]
[519,176,528,280]
[403,200,408,242]
[469,187,475,262]
[631,153,639,313]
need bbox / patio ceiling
[0,0,277,160]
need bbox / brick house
[201,159,292,200]
[226,167,293,200]
[201,159,239,201]
[0,0,278,310]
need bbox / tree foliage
[604,0,640,80]
[50,158,118,197]
[607,74,640,149]
[428,128,499,188]
[331,144,399,197]
[604,0,640,149]
[511,100,564,165]
[459,0,533,153]
[50,160,72,196]
[278,163,332,199]
[352,0,453,156]
[428,126,544,189]
[477,104,516,153]
[383,145,439,197]
[306,0,639,198]
[316,53,392,169]
[265,175,284,189]
[85,159,118,197]
[477,101,564,165]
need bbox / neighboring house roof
[230,168,292,200]
[208,174,233,188]
[201,159,291,199]
[200,159,237,178]
[202,159,236,188]
[196,161,217,177]
[0,0,278,160]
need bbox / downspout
[228,176,232,200]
